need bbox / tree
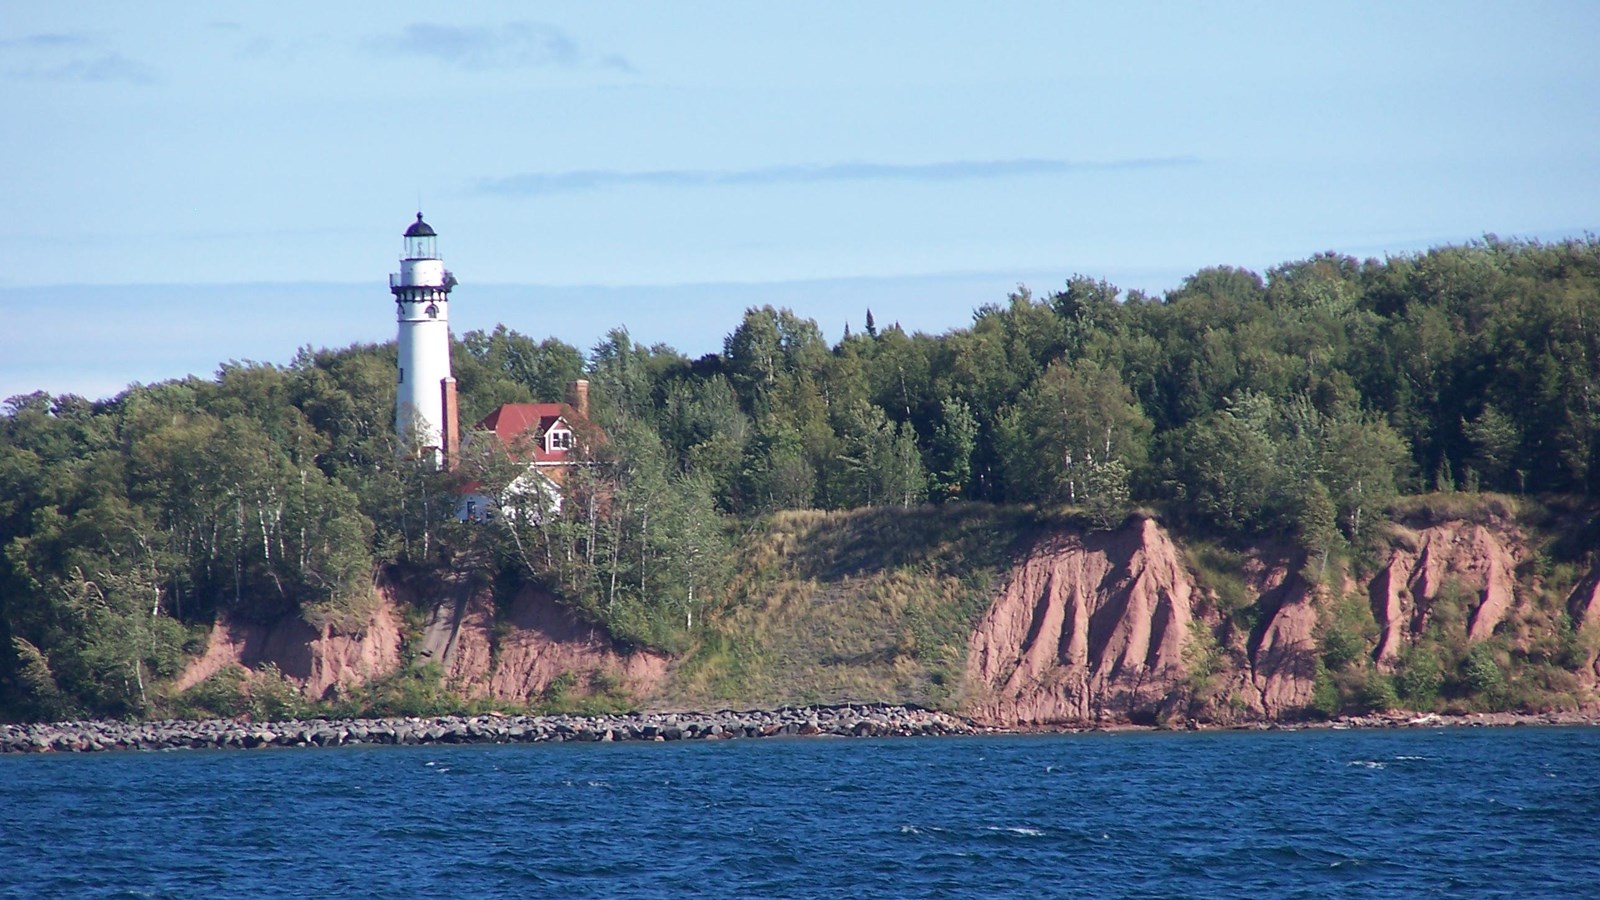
[1163,397,1280,534]
[833,403,927,508]
[1050,274,1120,357]
[739,424,816,512]
[659,375,749,503]
[1316,409,1411,540]
[929,397,978,500]
[1164,391,1409,545]
[723,307,827,417]
[485,413,732,651]
[996,359,1152,513]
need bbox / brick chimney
[566,379,590,420]
[440,376,460,470]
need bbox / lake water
[3,726,1598,897]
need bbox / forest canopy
[3,236,1598,719]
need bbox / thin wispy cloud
[380,22,634,73]
[31,53,155,84]
[476,157,1200,196]
[1,32,156,84]
[0,33,92,49]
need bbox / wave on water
[984,825,1046,837]
[4,728,1600,897]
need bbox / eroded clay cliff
[177,573,667,705]
[174,509,1592,725]
[1230,560,1322,719]
[1565,564,1600,686]
[965,517,1194,725]
[1369,522,1522,664]
[962,515,1324,725]
[962,513,1573,726]
[176,594,404,700]
[408,578,668,701]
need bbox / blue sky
[3,2,1597,400]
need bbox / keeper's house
[457,380,593,523]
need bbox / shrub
[1356,671,1399,712]
[1311,661,1341,717]
[541,671,578,705]
[168,663,308,721]
[1320,594,1377,670]
[245,664,309,721]
[1462,643,1505,696]
[1185,542,1257,634]
[1321,626,1365,671]
[170,666,250,720]
[344,663,455,718]
[1395,646,1443,708]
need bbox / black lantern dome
[404,213,436,238]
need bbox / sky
[3,2,1598,401]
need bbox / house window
[549,430,572,451]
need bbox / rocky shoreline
[5,706,1598,754]
[1035,709,1600,734]
[1287,709,1600,731]
[0,704,977,754]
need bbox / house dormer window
[549,429,572,451]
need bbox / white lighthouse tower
[391,212,459,467]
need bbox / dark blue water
[3,727,1598,898]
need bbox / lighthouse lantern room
[391,212,459,467]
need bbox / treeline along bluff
[4,236,1600,725]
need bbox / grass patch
[1183,540,1255,634]
[163,663,309,721]
[1387,491,1529,529]
[675,504,1031,710]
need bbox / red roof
[474,402,580,463]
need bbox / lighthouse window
[398,368,404,384]
[425,303,439,319]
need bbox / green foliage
[996,358,1150,524]
[1321,625,1366,672]
[724,306,828,417]
[1184,541,1253,629]
[831,403,926,509]
[1355,671,1400,713]
[339,663,458,719]
[9,637,72,720]
[660,374,748,503]
[1182,618,1223,697]
[457,325,585,424]
[1463,405,1520,490]
[1395,646,1444,707]
[1311,660,1341,718]
[1308,594,1397,715]
[480,413,735,653]
[6,236,1600,720]
[169,664,308,722]
[1165,391,1409,547]
[928,397,978,500]
[1461,643,1506,696]
[1320,595,1378,670]
[739,424,817,512]
[167,665,251,719]
[540,671,577,706]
